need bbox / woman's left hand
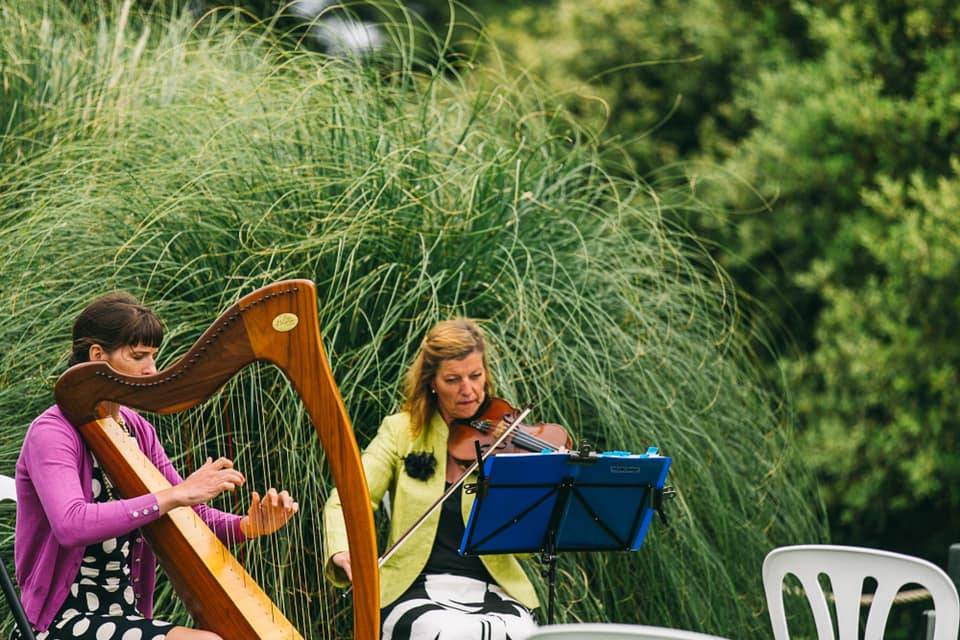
[240,488,299,538]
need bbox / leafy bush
[697,3,960,560]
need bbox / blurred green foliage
[479,0,960,564]
[486,0,815,173]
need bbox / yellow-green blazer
[323,411,540,610]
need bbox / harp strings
[149,363,340,637]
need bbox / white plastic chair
[763,544,960,640]
[0,474,14,503]
[524,623,730,639]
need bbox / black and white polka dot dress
[17,456,174,640]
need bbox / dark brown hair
[68,292,164,367]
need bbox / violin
[446,396,572,482]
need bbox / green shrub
[695,3,960,561]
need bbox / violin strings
[512,432,558,451]
[473,420,559,452]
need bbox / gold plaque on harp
[272,312,299,332]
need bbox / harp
[53,280,379,639]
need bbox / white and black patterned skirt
[381,574,538,640]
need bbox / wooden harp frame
[54,280,380,639]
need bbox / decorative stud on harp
[54,280,379,640]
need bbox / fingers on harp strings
[155,379,336,629]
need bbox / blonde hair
[403,318,494,437]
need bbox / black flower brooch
[403,451,437,481]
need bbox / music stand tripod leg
[540,475,574,625]
[540,543,558,626]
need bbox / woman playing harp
[13,292,299,640]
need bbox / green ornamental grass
[0,2,824,637]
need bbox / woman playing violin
[323,318,539,640]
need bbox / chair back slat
[796,571,836,640]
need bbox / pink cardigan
[15,405,245,631]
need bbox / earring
[430,387,436,394]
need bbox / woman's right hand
[158,457,246,512]
[332,551,353,582]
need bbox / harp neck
[55,281,315,423]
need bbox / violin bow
[342,406,532,597]
[379,406,532,567]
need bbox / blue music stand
[460,444,672,624]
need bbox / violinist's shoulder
[381,411,412,427]
[378,411,414,439]
[377,412,418,454]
